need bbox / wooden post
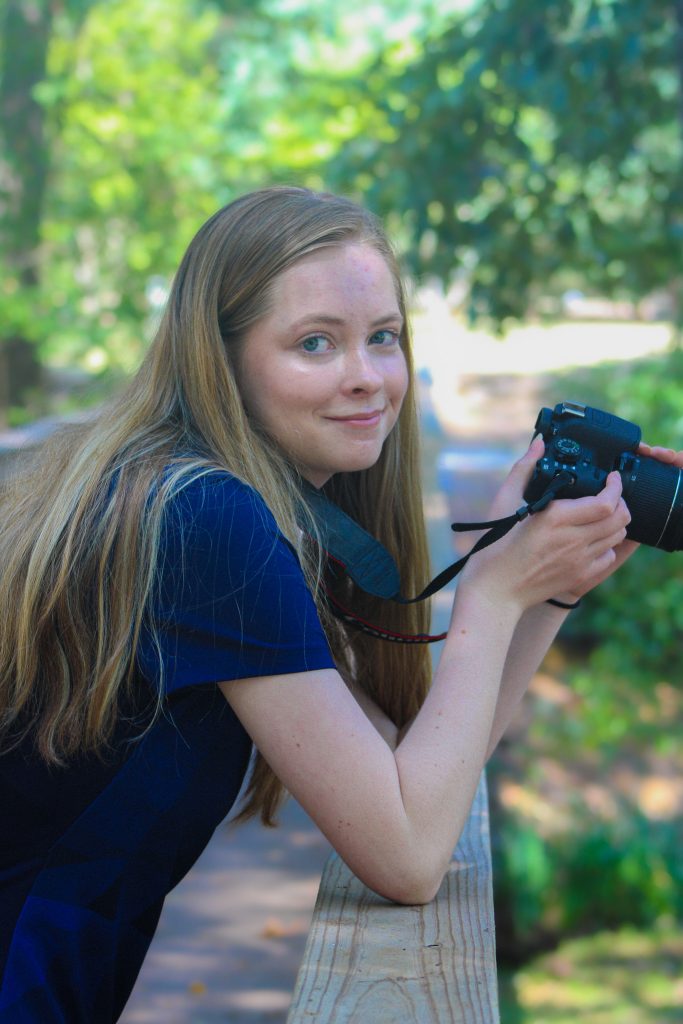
[287,774,499,1023]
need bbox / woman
[0,186,637,1021]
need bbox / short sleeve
[136,473,335,695]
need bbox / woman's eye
[300,335,333,354]
[369,329,400,346]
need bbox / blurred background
[1,0,682,1020]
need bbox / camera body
[523,401,683,552]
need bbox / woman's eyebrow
[289,312,403,332]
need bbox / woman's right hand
[458,437,632,613]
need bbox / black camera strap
[303,470,574,643]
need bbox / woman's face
[235,243,409,488]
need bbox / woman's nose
[342,347,383,394]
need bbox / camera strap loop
[302,471,573,643]
[451,468,576,538]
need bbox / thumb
[487,435,545,518]
[511,435,545,484]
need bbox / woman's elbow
[365,860,446,906]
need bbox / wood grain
[287,774,499,1023]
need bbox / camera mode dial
[552,438,582,463]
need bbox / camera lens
[619,454,683,551]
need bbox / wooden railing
[287,774,499,1024]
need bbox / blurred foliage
[499,924,683,1023]
[0,0,681,423]
[487,350,683,960]
[5,0,250,383]
[333,0,683,325]
[0,0,457,420]
[493,811,683,956]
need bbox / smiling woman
[0,186,641,1023]
[235,244,408,486]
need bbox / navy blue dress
[0,474,334,1022]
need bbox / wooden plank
[287,774,498,1023]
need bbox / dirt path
[120,797,332,1023]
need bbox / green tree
[36,0,234,380]
[0,0,449,418]
[8,0,678,419]
[0,0,293,418]
[333,0,683,325]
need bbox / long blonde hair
[0,186,432,824]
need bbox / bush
[493,812,683,959]
[491,344,683,966]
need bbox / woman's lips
[326,410,383,426]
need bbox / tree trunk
[0,0,54,424]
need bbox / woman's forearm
[485,601,570,758]
[392,581,522,894]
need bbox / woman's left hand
[638,442,683,468]
[560,441,683,598]
[566,441,683,595]
[585,440,683,593]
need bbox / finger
[610,538,640,570]
[589,545,618,578]
[576,538,639,596]
[652,446,683,468]
[613,537,639,557]
[588,523,629,554]
[547,472,624,525]
[587,537,638,582]
[640,443,683,468]
[512,435,545,481]
[643,444,677,462]
[576,517,629,563]
[490,437,545,513]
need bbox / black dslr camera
[523,401,683,551]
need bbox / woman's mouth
[327,410,383,427]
